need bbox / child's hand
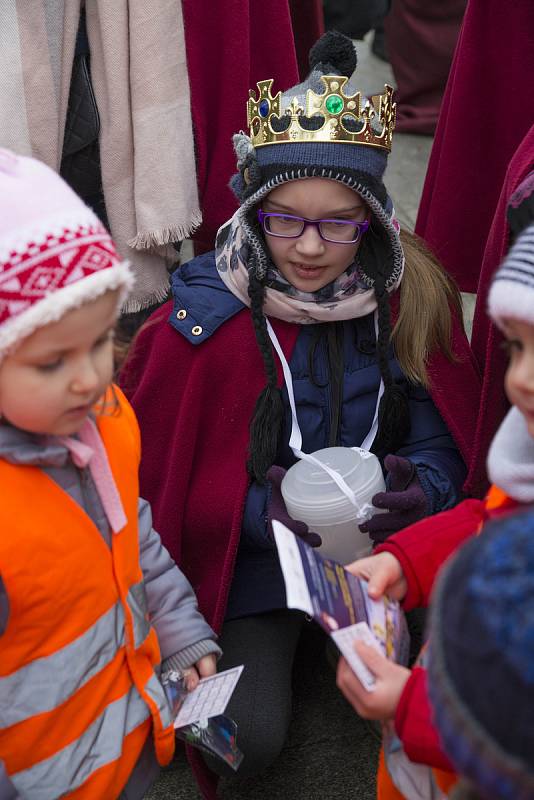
[196,653,217,678]
[345,552,407,601]
[181,654,218,692]
[336,642,411,721]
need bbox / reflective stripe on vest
[0,601,125,728]
[144,672,173,730]
[127,581,151,648]
[10,685,151,800]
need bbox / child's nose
[295,223,325,255]
[71,356,100,394]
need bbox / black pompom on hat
[308,29,357,75]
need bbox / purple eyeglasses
[257,209,369,244]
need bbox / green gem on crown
[325,94,343,114]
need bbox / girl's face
[261,178,367,292]
[503,317,534,438]
[0,290,119,436]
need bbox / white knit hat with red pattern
[0,149,133,358]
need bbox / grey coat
[0,423,221,800]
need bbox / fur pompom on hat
[428,512,534,800]
[0,149,133,359]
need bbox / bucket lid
[281,446,384,514]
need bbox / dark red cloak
[465,124,534,493]
[415,0,534,293]
[181,1,299,254]
[121,298,482,797]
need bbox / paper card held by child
[162,666,244,770]
[272,520,409,690]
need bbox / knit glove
[360,455,427,545]
[266,466,322,548]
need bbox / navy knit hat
[230,30,403,294]
[225,31,409,481]
[427,512,534,800]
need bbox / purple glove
[266,466,322,548]
[359,455,427,545]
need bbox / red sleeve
[395,668,453,772]
[375,498,487,610]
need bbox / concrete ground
[147,35,445,800]
[148,625,381,800]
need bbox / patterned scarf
[215,209,403,324]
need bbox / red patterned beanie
[0,149,133,357]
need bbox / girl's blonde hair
[392,229,463,388]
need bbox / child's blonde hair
[393,229,463,388]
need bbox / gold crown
[247,75,396,152]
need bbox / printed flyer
[272,520,409,688]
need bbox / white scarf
[487,406,534,502]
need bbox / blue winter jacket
[170,253,466,619]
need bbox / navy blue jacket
[170,253,466,618]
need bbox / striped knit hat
[427,512,534,800]
[488,171,534,328]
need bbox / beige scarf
[0,0,201,310]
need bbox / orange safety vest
[0,386,175,799]
[377,485,513,800]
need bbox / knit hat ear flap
[357,214,396,289]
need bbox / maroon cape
[121,299,482,797]
[415,0,534,293]
[465,124,534,493]
[181,1,299,254]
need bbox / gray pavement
[148,626,380,800]
[147,37,434,800]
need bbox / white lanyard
[266,316,384,513]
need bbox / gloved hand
[359,455,427,545]
[266,465,322,548]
